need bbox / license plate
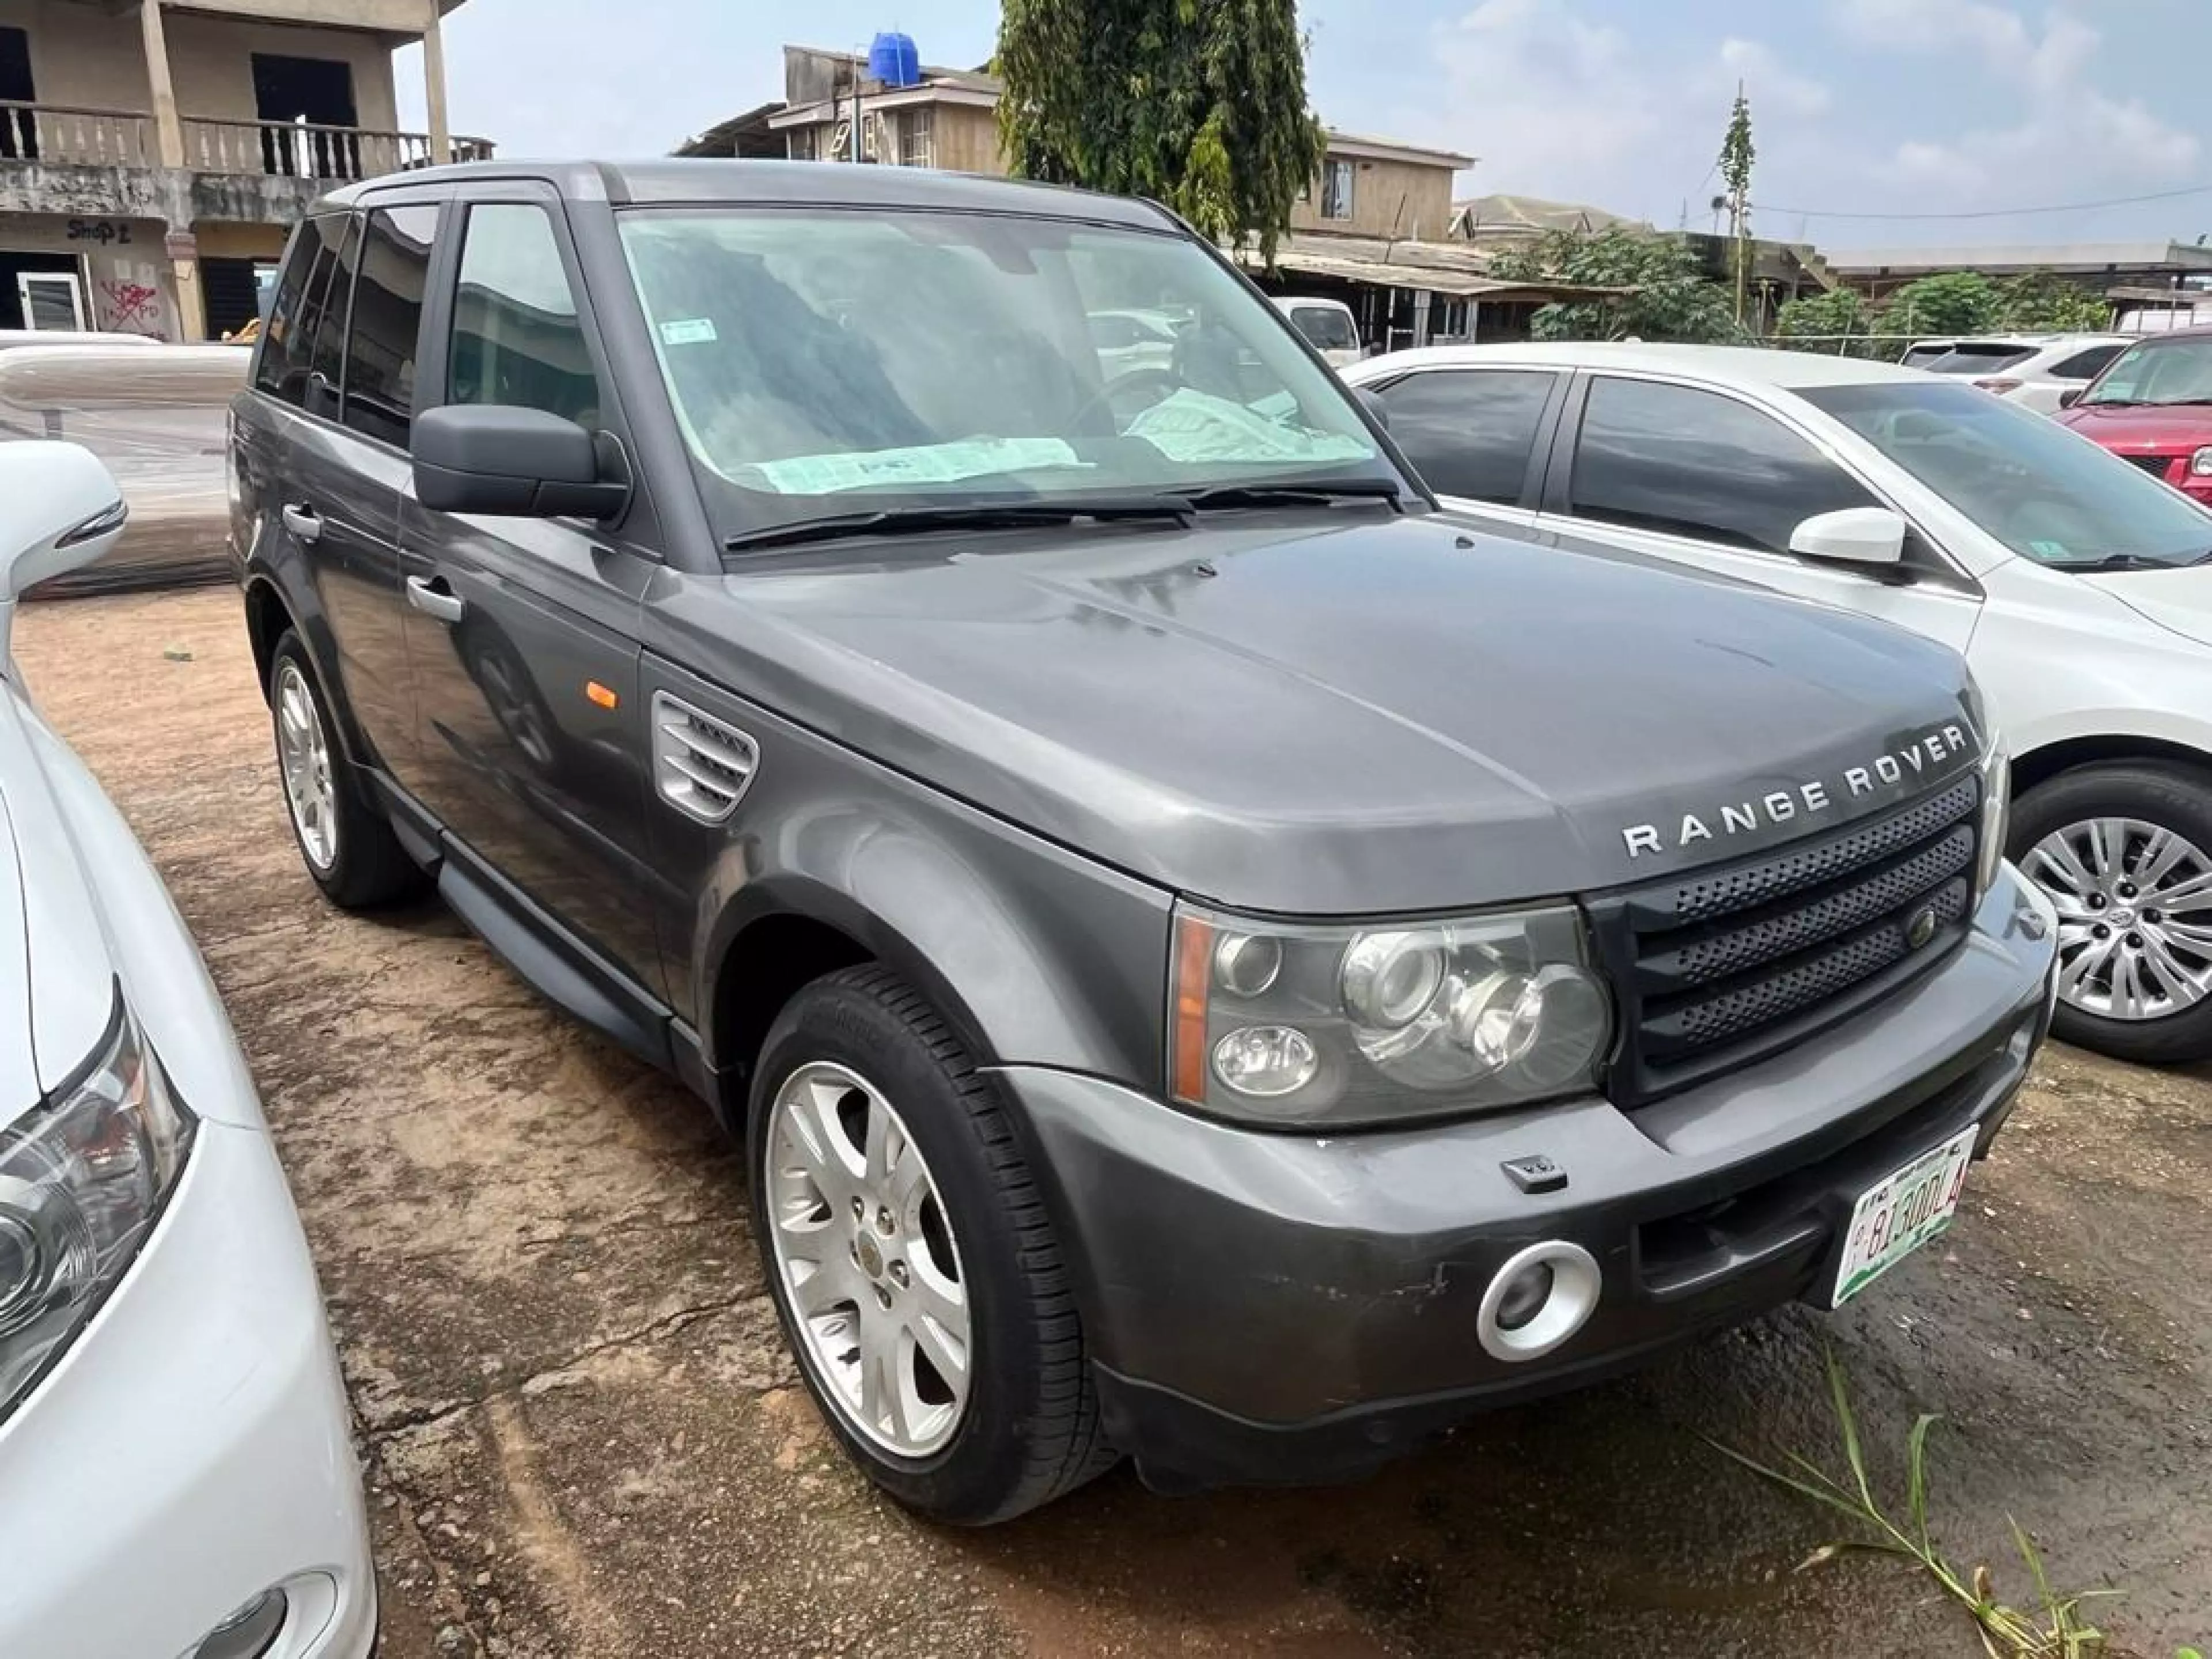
[1831,1127,1978,1308]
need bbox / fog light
[1477,1240,1601,1362]
[191,1588,287,1659]
[1210,1026,1319,1098]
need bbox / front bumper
[1004,867,2058,1491]
[0,1118,376,1659]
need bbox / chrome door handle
[280,503,322,544]
[406,575,466,624]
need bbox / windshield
[1286,304,1359,352]
[1802,380,2212,569]
[2079,336,2212,407]
[616,208,1395,539]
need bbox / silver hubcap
[2027,816,2212,1022]
[764,1062,971,1457]
[274,661,338,873]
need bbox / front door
[1539,373,1982,654]
[395,195,666,992]
[16,271,84,332]
[252,52,359,179]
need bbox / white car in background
[1346,341,2212,1065]
[0,442,374,1657]
[1271,295,1366,368]
[1900,334,2131,414]
[1085,308,1180,382]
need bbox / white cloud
[1718,38,1834,119]
[1831,0,2199,201]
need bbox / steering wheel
[1070,366,1183,434]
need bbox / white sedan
[1347,341,2212,1065]
[0,442,374,1658]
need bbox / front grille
[2123,453,2177,481]
[1591,775,1981,1105]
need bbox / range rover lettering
[230,162,2057,1522]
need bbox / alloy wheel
[274,660,339,873]
[2025,816,2212,1021]
[764,1061,972,1457]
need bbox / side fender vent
[652,692,757,824]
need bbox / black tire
[2009,761,2212,1065]
[747,967,1117,1523]
[267,630,427,911]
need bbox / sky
[396,0,2212,253]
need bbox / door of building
[252,53,359,179]
[16,271,86,331]
[1,26,36,162]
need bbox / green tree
[1877,271,2004,340]
[1717,87,1756,325]
[1774,286,1876,355]
[996,0,1327,262]
[1488,228,1744,343]
[1995,272,2112,332]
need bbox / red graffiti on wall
[97,278,163,335]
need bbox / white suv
[1347,341,2212,1064]
[1902,334,2131,415]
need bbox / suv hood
[0,688,118,1129]
[678,513,1980,914]
[2056,402,2212,450]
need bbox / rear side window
[1924,344,2035,374]
[255,213,347,407]
[342,204,439,446]
[308,214,360,395]
[449,203,601,427]
[1374,369,1554,505]
[1569,377,1877,554]
[2050,343,2123,381]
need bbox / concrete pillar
[422,1,452,164]
[139,2,203,340]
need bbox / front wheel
[747,967,1116,1523]
[2010,762,2212,1064]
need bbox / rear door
[1539,372,1982,652]
[393,188,666,992]
[265,204,433,770]
[1359,365,1565,529]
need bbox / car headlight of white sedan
[0,1003,195,1420]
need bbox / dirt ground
[18,587,2211,1658]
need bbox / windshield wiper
[2042,552,2186,573]
[1173,479,1408,513]
[724,497,1191,553]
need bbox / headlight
[0,1004,194,1421]
[2192,446,2212,478]
[1976,733,2011,902]
[1171,902,1614,1126]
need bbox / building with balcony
[0,0,486,340]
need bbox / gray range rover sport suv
[229,160,2058,1522]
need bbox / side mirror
[412,405,628,520]
[2058,386,2085,409]
[1789,506,1908,567]
[1357,387,1391,429]
[0,442,126,667]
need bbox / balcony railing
[0,101,493,179]
[0,102,154,168]
[182,117,495,181]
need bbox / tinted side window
[2051,344,2123,381]
[307,214,361,399]
[449,203,600,427]
[255,214,344,407]
[1570,377,1877,553]
[342,204,438,446]
[1376,369,1554,504]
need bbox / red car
[2055,326,2212,503]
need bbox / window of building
[1375,369,1556,504]
[449,203,601,429]
[1320,158,1355,221]
[342,204,439,446]
[1569,377,1877,552]
[787,126,817,162]
[899,107,934,168]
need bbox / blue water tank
[869,31,921,88]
